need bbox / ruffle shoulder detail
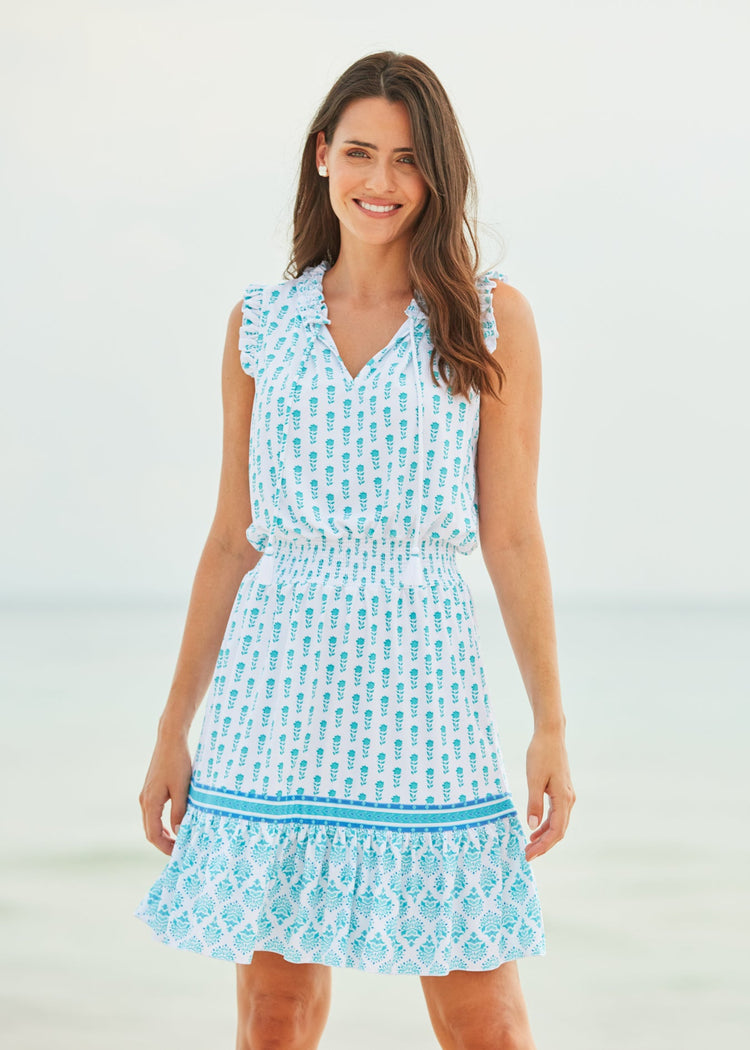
[477,269,508,354]
[239,283,266,378]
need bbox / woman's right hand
[138,732,193,856]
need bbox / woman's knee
[445,1013,534,1050]
[244,989,326,1049]
[420,961,536,1050]
[236,953,331,1050]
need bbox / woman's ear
[315,130,327,169]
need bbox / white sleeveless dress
[134,261,547,975]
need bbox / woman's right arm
[138,298,260,856]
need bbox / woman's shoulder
[482,272,540,384]
[237,280,275,378]
[476,268,536,355]
[475,269,509,354]
[238,269,303,324]
[236,266,320,377]
[241,264,322,312]
[486,273,535,329]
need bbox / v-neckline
[317,266,417,389]
[321,317,413,387]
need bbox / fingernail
[528,815,539,829]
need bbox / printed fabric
[134,261,547,975]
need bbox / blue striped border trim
[187,779,517,831]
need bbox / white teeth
[357,200,399,213]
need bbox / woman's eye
[346,150,416,165]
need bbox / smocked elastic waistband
[247,534,463,592]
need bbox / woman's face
[316,96,429,248]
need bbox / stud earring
[318,165,328,176]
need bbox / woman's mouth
[353,199,402,216]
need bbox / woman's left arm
[476,279,575,861]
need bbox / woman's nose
[364,161,397,192]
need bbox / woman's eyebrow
[343,139,414,152]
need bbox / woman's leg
[235,950,332,1050]
[420,959,537,1050]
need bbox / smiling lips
[354,199,402,215]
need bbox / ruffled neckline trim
[296,260,429,329]
[295,260,503,351]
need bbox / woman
[135,51,574,1050]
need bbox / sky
[1,0,748,603]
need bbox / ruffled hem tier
[134,802,546,976]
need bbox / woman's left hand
[524,726,575,861]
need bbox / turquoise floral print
[134,262,546,975]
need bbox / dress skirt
[134,536,547,975]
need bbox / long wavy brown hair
[283,51,506,402]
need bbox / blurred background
[1,1,748,1047]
